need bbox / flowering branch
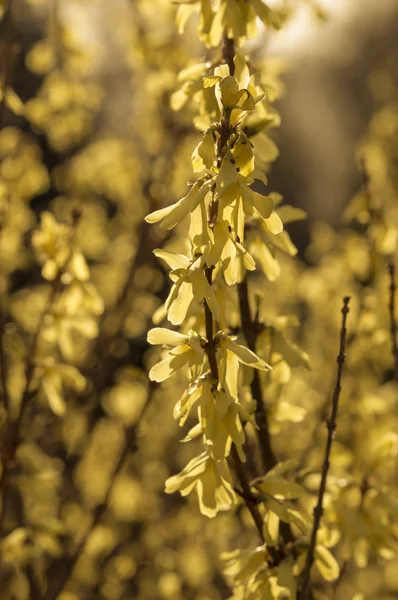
[203,290,267,542]
[221,32,278,476]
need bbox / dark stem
[237,279,295,548]
[300,296,351,600]
[43,390,154,600]
[0,308,9,411]
[222,34,235,74]
[0,0,18,129]
[0,280,61,501]
[237,277,277,472]
[387,260,398,379]
[202,288,268,551]
[230,445,267,544]
[14,489,42,600]
[0,213,81,522]
[0,0,17,421]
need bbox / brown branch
[222,34,235,74]
[300,296,351,600]
[14,489,42,600]
[0,213,81,519]
[387,260,398,379]
[42,387,155,600]
[237,277,277,473]
[0,0,18,129]
[237,278,295,549]
[0,280,62,504]
[0,0,18,414]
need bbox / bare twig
[387,260,398,379]
[237,277,277,473]
[42,385,155,600]
[222,34,235,74]
[300,296,351,600]
[0,0,18,128]
[0,215,81,509]
[14,490,42,600]
[0,306,9,411]
[0,0,18,413]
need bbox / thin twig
[0,0,17,414]
[0,0,18,129]
[237,277,277,473]
[387,260,398,379]
[300,296,351,600]
[14,489,42,600]
[42,387,155,600]
[0,307,9,411]
[0,214,80,507]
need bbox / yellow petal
[147,327,188,346]
[223,337,272,370]
[167,280,194,325]
[315,545,340,582]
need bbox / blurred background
[0,0,398,599]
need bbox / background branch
[387,260,398,379]
[43,385,155,600]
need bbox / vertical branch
[0,0,17,414]
[0,279,61,500]
[300,296,351,600]
[43,389,155,600]
[238,278,277,472]
[387,260,398,379]
[0,0,18,128]
[224,28,277,477]
[217,29,292,559]
[0,214,81,504]
[222,34,235,74]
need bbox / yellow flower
[165,451,236,518]
[42,300,100,360]
[154,250,219,325]
[205,221,255,285]
[192,126,217,172]
[147,327,205,382]
[216,332,272,399]
[201,388,256,460]
[32,211,89,282]
[35,358,86,416]
[32,212,70,281]
[247,197,306,281]
[145,178,213,230]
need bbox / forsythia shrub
[0,1,396,600]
